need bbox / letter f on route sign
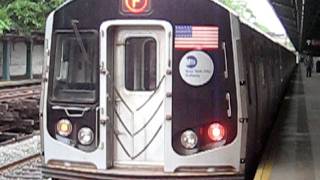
[121,0,152,14]
[132,0,141,8]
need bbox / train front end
[40,0,248,179]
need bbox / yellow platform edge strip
[254,137,277,180]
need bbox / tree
[0,8,11,34]
[0,0,63,36]
[218,0,270,32]
[219,0,256,21]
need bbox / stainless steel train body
[40,0,296,179]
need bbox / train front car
[40,0,248,179]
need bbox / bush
[0,0,63,36]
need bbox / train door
[100,21,172,167]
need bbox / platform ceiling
[270,0,320,55]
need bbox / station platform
[254,64,320,180]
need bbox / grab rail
[52,106,90,118]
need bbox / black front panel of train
[46,29,99,152]
[50,0,238,155]
[47,105,98,152]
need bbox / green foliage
[0,8,11,34]
[0,0,63,36]
[219,0,271,32]
[6,0,45,34]
[220,0,233,7]
[254,23,270,33]
[219,0,256,22]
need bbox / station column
[26,40,33,79]
[2,40,11,81]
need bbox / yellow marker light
[56,119,72,137]
[60,123,69,132]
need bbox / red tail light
[208,123,225,141]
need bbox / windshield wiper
[71,19,90,63]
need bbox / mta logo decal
[186,56,198,68]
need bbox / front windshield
[51,31,98,103]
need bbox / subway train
[39,0,296,179]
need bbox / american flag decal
[175,25,219,50]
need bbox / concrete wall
[10,42,27,76]
[0,41,44,79]
[32,45,44,75]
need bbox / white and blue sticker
[179,51,214,86]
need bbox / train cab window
[125,37,157,91]
[51,32,98,103]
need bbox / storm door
[112,26,166,166]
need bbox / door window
[125,37,157,91]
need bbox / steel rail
[0,153,41,172]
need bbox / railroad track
[0,154,42,180]
[0,135,42,179]
[0,153,40,172]
[0,84,41,139]
[0,83,42,179]
[0,85,41,102]
[0,131,40,146]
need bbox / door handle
[222,42,229,79]
[226,93,232,118]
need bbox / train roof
[212,0,295,53]
[50,0,295,53]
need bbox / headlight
[56,119,72,137]
[180,130,198,149]
[78,127,94,145]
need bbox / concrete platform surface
[255,64,320,180]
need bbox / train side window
[125,37,157,91]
